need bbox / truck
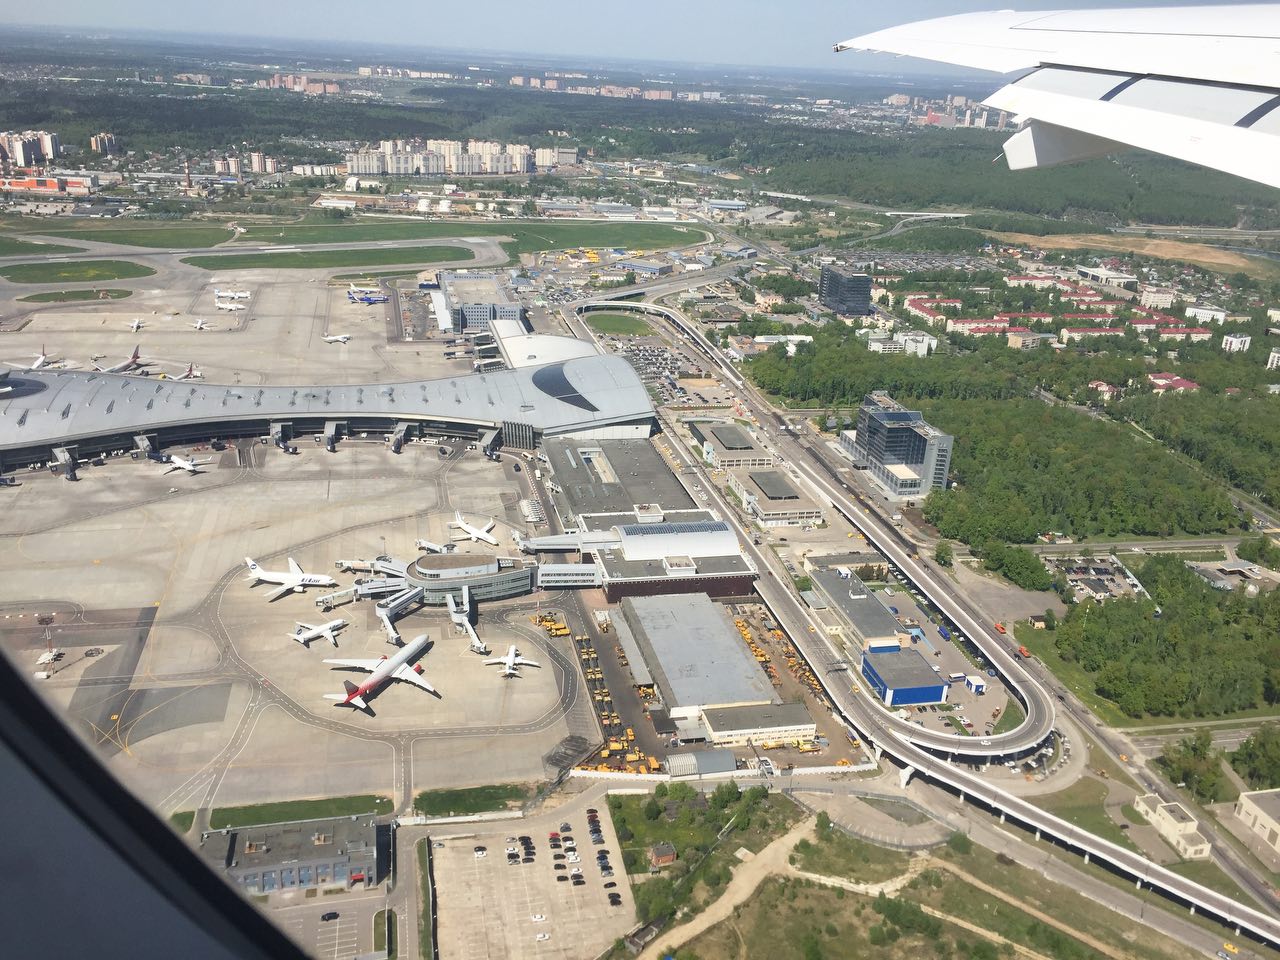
[937,625,951,641]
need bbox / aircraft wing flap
[393,664,437,693]
[324,658,382,671]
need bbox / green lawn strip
[39,225,235,248]
[373,908,397,958]
[583,312,653,336]
[182,245,470,271]
[416,840,434,960]
[237,219,707,252]
[0,235,83,256]
[1029,778,1137,850]
[168,810,195,833]
[0,259,155,284]
[411,784,527,817]
[208,794,391,829]
[1167,859,1258,906]
[992,699,1025,736]
[18,288,132,302]
[932,843,1203,960]
[332,270,420,280]
[791,820,911,884]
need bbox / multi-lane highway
[642,297,1280,946]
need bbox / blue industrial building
[861,649,948,707]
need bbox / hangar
[0,355,654,469]
[861,648,948,707]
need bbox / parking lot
[432,798,634,960]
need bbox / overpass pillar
[999,812,1005,823]
[1083,852,1089,864]
[1188,905,1195,916]
[1035,829,1041,841]
[898,765,915,790]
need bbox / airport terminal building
[0,355,654,470]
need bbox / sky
[6,0,1251,72]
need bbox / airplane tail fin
[130,344,140,361]
[323,679,367,709]
[291,632,309,646]
[244,557,260,576]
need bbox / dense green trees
[1160,731,1226,802]
[751,273,814,299]
[1052,556,1280,718]
[1232,725,1280,789]
[1238,536,1280,570]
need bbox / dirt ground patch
[991,232,1280,279]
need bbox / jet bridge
[390,422,413,454]
[51,446,78,481]
[322,420,345,453]
[375,584,426,644]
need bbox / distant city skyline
[6,0,1251,73]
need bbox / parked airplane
[322,334,352,344]
[93,345,143,374]
[449,510,498,545]
[214,301,246,312]
[324,632,437,709]
[5,345,56,371]
[348,292,389,304]
[213,289,250,300]
[190,318,212,331]
[348,283,380,295]
[129,319,143,333]
[244,557,338,601]
[174,363,203,381]
[162,454,212,475]
[484,645,540,678]
[289,618,348,648]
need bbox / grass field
[583,312,653,336]
[332,270,420,280]
[992,699,1025,736]
[412,784,527,817]
[18,288,132,302]
[0,259,155,284]
[39,225,235,248]
[1167,859,1257,905]
[208,794,392,829]
[182,245,471,272]
[792,821,911,884]
[1030,777,1135,850]
[236,219,706,255]
[0,235,83,256]
[168,810,195,833]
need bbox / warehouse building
[439,270,526,333]
[861,648,948,707]
[809,566,905,651]
[687,421,773,470]
[701,702,816,747]
[727,468,824,527]
[618,258,673,277]
[1235,789,1280,856]
[198,815,381,895]
[621,593,778,721]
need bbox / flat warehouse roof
[545,439,694,517]
[702,702,813,732]
[623,594,777,710]
[811,569,903,643]
[750,470,800,500]
[440,271,512,305]
[864,648,943,690]
[708,424,755,450]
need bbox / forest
[1050,556,1280,719]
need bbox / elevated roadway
[644,300,1280,946]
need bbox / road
[636,295,1280,944]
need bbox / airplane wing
[323,658,383,671]
[482,520,496,533]
[392,663,437,693]
[835,5,1280,189]
[516,658,541,668]
[483,658,504,666]
[263,583,297,602]
[287,558,304,576]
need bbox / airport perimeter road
[644,304,1280,945]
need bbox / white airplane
[214,288,250,300]
[484,645,540,678]
[324,632,437,709]
[348,283,380,295]
[5,345,56,371]
[93,345,143,374]
[162,454,212,475]
[129,319,143,333]
[290,618,348,648]
[835,4,1280,189]
[190,318,212,331]
[322,334,352,344]
[215,300,247,312]
[449,510,498,546]
[244,557,338,601]
[174,363,203,381]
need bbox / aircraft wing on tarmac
[392,664,437,693]
[835,4,1280,188]
[323,658,384,671]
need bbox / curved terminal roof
[0,355,653,456]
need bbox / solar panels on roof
[617,520,730,537]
